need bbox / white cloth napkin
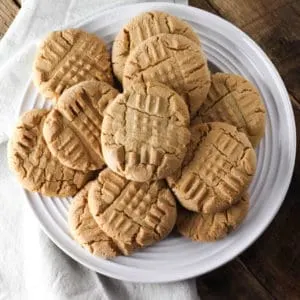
[0,0,200,299]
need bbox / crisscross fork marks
[125,44,188,95]
[97,182,157,244]
[47,31,107,79]
[43,81,118,171]
[89,170,176,249]
[50,55,111,96]
[102,81,190,180]
[168,122,255,213]
[112,11,200,81]
[69,182,124,258]
[194,73,265,145]
[34,29,112,99]
[123,34,210,115]
[9,110,90,197]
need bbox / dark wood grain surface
[1,1,299,299]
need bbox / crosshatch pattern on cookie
[123,34,210,116]
[88,169,177,252]
[43,81,118,171]
[112,11,200,82]
[69,181,133,258]
[33,29,113,100]
[193,73,266,146]
[8,109,91,197]
[101,81,191,181]
[167,122,256,214]
[177,193,249,241]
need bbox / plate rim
[20,2,296,282]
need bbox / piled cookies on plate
[8,11,266,258]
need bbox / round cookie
[8,109,92,197]
[193,73,266,147]
[177,193,249,242]
[69,181,132,258]
[123,34,211,117]
[167,122,256,213]
[43,81,119,171]
[101,81,191,182]
[33,29,113,100]
[112,11,200,82]
[88,169,177,252]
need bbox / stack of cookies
[8,11,266,259]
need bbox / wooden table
[1,0,299,298]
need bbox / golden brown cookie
[43,81,118,172]
[112,11,200,82]
[177,193,249,242]
[8,109,92,197]
[167,122,256,213]
[123,34,210,117]
[68,181,132,258]
[33,29,113,100]
[88,169,177,252]
[101,81,191,182]
[193,73,266,147]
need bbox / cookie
[101,81,191,182]
[123,34,210,117]
[88,169,177,252]
[177,193,249,242]
[68,181,132,258]
[8,109,92,197]
[33,29,113,100]
[167,122,256,213]
[43,81,118,171]
[112,11,200,82]
[193,73,266,146]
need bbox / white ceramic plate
[19,3,296,282]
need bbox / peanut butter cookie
[101,81,191,182]
[123,34,210,117]
[8,109,91,197]
[177,193,249,242]
[167,122,256,213]
[69,181,132,258]
[43,81,118,171]
[193,73,266,146]
[33,29,113,100]
[88,169,177,252]
[112,11,200,82]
